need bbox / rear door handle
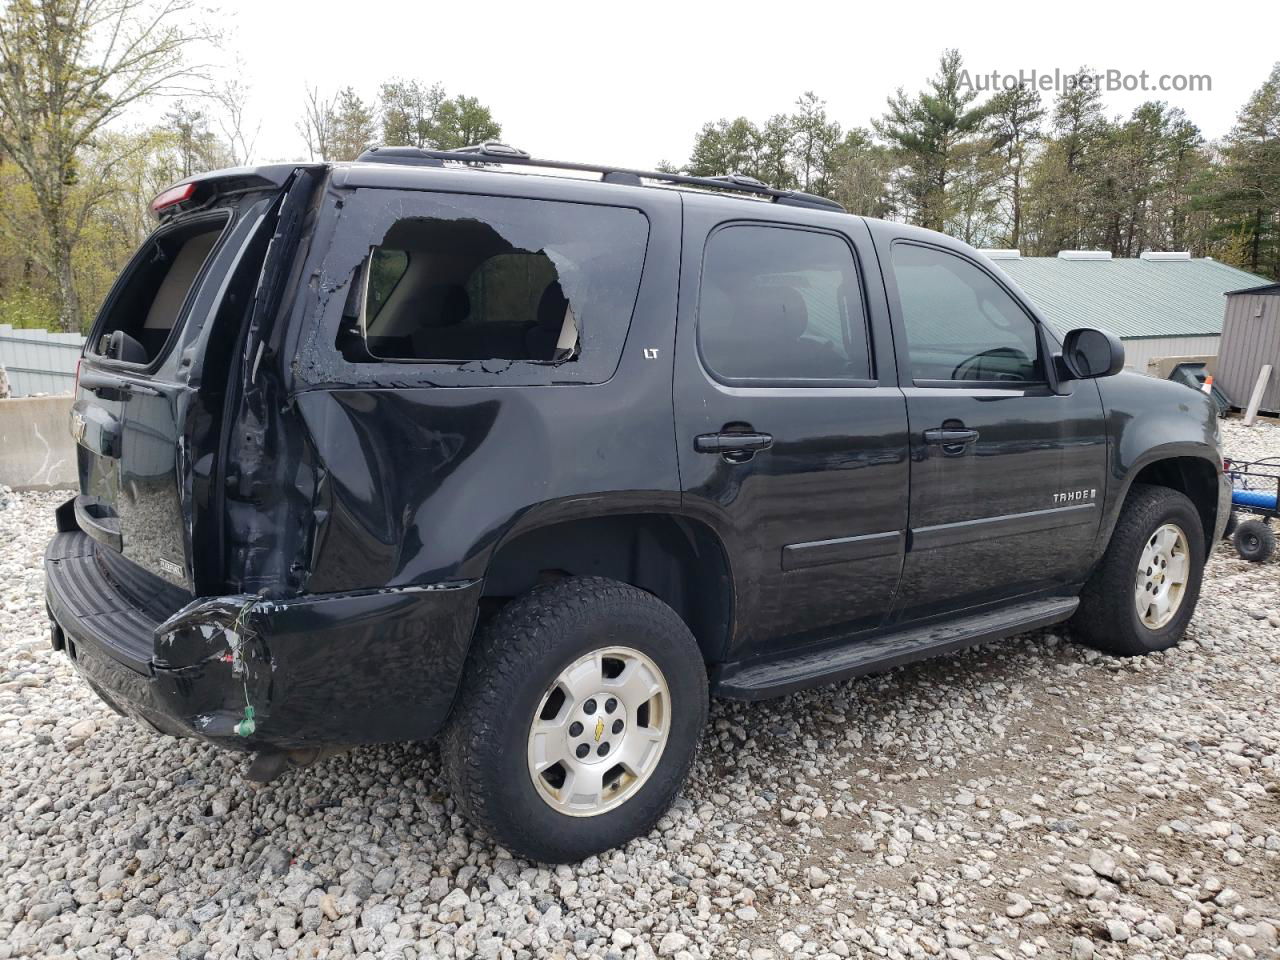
[923,427,979,445]
[694,432,773,455]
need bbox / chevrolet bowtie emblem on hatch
[594,717,605,742]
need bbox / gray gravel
[2,420,1279,960]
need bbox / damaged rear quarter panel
[284,172,686,593]
[159,170,685,748]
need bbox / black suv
[46,144,1230,863]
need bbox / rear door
[71,169,307,591]
[876,236,1108,620]
[674,196,909,661]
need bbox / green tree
[0,0,209,330]
[330,87,376,161]
[377,80,500,150]
[825,128,894,217]
[791,92,841,194]
[985,84,1044,247]
[874,49,991,231]
[686,117,760,178]
[682,111,798,189]
[379,78,445,147]
[1208,64,1280,277]
[1022,69,1111,254]
[164,101,228,177]
[433,94,501,149]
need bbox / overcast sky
[200,0,1276,168]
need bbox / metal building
[979,250,1266,374]
[1216,283,1280,415]
[0,324,86,396]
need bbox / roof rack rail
[356,142,846,213]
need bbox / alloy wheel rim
[1135,522,1190,630]
[527,646,670,817]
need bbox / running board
[713,597,1079,700]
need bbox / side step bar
[713,596,1079,701]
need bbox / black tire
[443,576,708,863]
[1072,484,1205,656]
[1222,510,1239,540]
[1233,519,1276,563]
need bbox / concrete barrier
[0,395,78,490]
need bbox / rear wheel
[1073,484,1205,655]
[1233,519,1275,563]
[443,577,708,863]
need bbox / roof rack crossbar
[357,143,846,212]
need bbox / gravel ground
[2,420,1279,960]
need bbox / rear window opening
[338,217,579,364]
[92,216,227,365]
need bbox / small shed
[1217,283,1280,415]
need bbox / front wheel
[1073,484,1205,656]
[443,577,708,863]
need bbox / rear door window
[90,215,228,365]
[697,223,871,383]
[317,190,649,383]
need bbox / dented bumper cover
[45,525,481,751]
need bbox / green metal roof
[989,256,1268,340]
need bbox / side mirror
[1060,327,1124,380]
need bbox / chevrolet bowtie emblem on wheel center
[594,717,605,742]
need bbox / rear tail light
[150,182,196,217]
[73,357,82,392]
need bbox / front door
[674,198,910,662]
[880,238,1108,621]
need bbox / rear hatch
[70,165,316,592]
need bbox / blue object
[1233,488,1278,509]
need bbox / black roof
[1225,282,1280,296]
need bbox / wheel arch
[1109,452,1222,556]
[480,510,735,664]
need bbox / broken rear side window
[337,195,648,366]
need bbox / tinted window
[892,243,1042,382]
[366,248,409,322]
[698,224,870,382]
[340,200,647,365]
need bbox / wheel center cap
[567,690,625,765]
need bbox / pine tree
[873,49,992,231]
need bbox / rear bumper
[46,522,481,752]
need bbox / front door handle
[694,432,773,458]
[923,427,980,445]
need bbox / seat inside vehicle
[340,217,578,364]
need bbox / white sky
[190,0,1277,168]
